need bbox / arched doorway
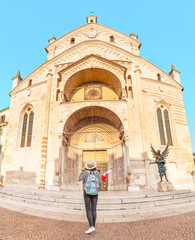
[61,106,127,191]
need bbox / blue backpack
[85,170,99,195]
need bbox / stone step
[0,190,194,206]
[0,188,195,211]
[0,188,191,200]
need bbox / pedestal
[157,181,175,192]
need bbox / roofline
[0,107,9,113]
[10,38,182,96]
[139,56,183,89]
[45,22,141,52]
[9,60,48,96]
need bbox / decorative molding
[54,43,133,67]
[84,133,105,143]
[87,28,97,38]
[60,56,126,86]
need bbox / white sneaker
[85,227,95,234]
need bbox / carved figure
[150,143,169,182]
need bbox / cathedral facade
[1,14,194,191]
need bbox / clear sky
[0,0,194,151]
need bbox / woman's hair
[90,168,96,171]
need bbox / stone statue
[150,143,169,182]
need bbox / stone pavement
[0,207,195,240]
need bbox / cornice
[9,61,48,96]
[139,56,184,89]
[45,23,141,52]
[10,80,47,96]
[58,54,127,75]
[0,107,9,113]
[10,40,183,96]
[141,77,183,90]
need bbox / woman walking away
[78,160,102,234]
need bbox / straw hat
[85,160,97,170]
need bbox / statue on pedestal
[149,143,175,191]
[150,143,169,182]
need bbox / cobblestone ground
[0,207,195,240]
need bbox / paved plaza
[0,207,195,240]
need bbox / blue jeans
[84,191,98,227]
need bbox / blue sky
[0,0,194,151]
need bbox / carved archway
[61,106,127,191]
[57,55,127,102]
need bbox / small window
[57,79,61,88]
[0,115,5,123]
[71,38,75,44]
[56,89,61,101]
[128,86,133,98]
[110,36,114,42]
[127,75,132,85]
[28,79,32,86]
[157,74,161,81]
[90,20,93,23]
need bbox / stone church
[0,14,194,191]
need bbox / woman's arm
[78,169,88,181]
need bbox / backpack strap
[93,171,97,191]
[86,170,91,192]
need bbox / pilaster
[38,71,53,189]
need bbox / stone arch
[58,55,126,101]
[61,106,127,191]
[63,106,124,135]
[156,99,172,109]
[64,68,122,101]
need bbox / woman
[78,160,102,234]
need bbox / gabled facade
[1,14,194,190]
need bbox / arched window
[0,115,5,123]
[56,89,61,101]
[28,79,32,86]
[110,36,114,42]
[157,73,161,81]
[157,106,173,146]
[127,75,132,85]
[20,107,34,148]
[71,38,75,44]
